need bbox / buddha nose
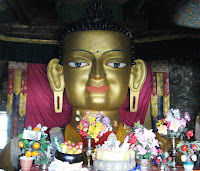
[89,60,105,80]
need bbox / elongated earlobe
[129,59,147,112]
[47,58,65,113]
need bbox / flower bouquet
[154,148,173,169]
[126,121,159,159]
[156,109,192,140]
[18,124,52,165]
[76,110,118,142]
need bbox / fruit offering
[60,140,83,155]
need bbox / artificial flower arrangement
[154,148,173,168]
[177,140,200,163]
[156,109,193,139]
[18,123,52,165]
[76,110,118,142]
[126,121,159,159]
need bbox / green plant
[177,141,200,162]
[34,145,52,165]
[18,123,51,160]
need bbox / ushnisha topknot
[58,3,135,65]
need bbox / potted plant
[154,148,173,170]
[156,109,193,169]
[177,140,200,170]
[34,145,52,170]
[18,123,52,170]
[126,121,159,170]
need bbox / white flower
[181,155,187,162]
[157,125,167,135]
[172,109,181,118]
[169,121,180,132]
[76,110,80,115]
[75,117,80,121]
[191,155,197,161]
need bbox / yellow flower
[156,120,164,128]
[90,115,96,124]
[79,123,83,130]
[96,121,102,128]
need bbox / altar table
[29,165,200,171]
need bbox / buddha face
[62,30,132,111]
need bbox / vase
[170,136,177,169]
[84,137,94,170]
[183,162,194,171]
[158,164,168,170]
[39,163,49,170]
[136,159,153,170]
[20,157,33,170]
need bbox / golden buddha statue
[0,3,151,170]
[47,3,149,143]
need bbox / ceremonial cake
[93,133,135,171]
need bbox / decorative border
[0,33,199,45]
[0,34,59,45]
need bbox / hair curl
[59,3,135,65]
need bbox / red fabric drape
[119,62,151,126]
[25,63,71,129]
[25,62,151,129]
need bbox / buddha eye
[106,62,126,68]
[68,62,88,68]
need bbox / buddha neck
[70,108,120,132]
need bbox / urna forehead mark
[64,49,130,55]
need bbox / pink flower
[83,127,88,132]
[135,145,147,155]
[158,149,163,153]
[100,124,107,132]
[168,157,172,161]
[150,147,158,156]
[166,122,171,129]
[91,122,96,126]
[156,159,160,164]
[81,119,88,128]
[184,112,191,121]
[162,158,167,164]
[180,118,186,127]
[128,136,137,145]
[129,132,134,137]
[187,130,193,139]
[79,129,88,137]
[114,120,118,127]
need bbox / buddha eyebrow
[64,49,93,54]
[102,49,129,55]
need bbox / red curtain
[119,62,151,126]
[25,63,151,129]
[25,63,71,129]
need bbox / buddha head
[47,3,147,128]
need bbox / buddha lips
[86,85,109,93]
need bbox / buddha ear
[47,58,65,113]
[129,59,147,112]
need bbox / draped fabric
[150,60,170,132]
[25,62,151,130]
[25,63,72,129]
[119,62,151,126]
[7,61,28,139]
